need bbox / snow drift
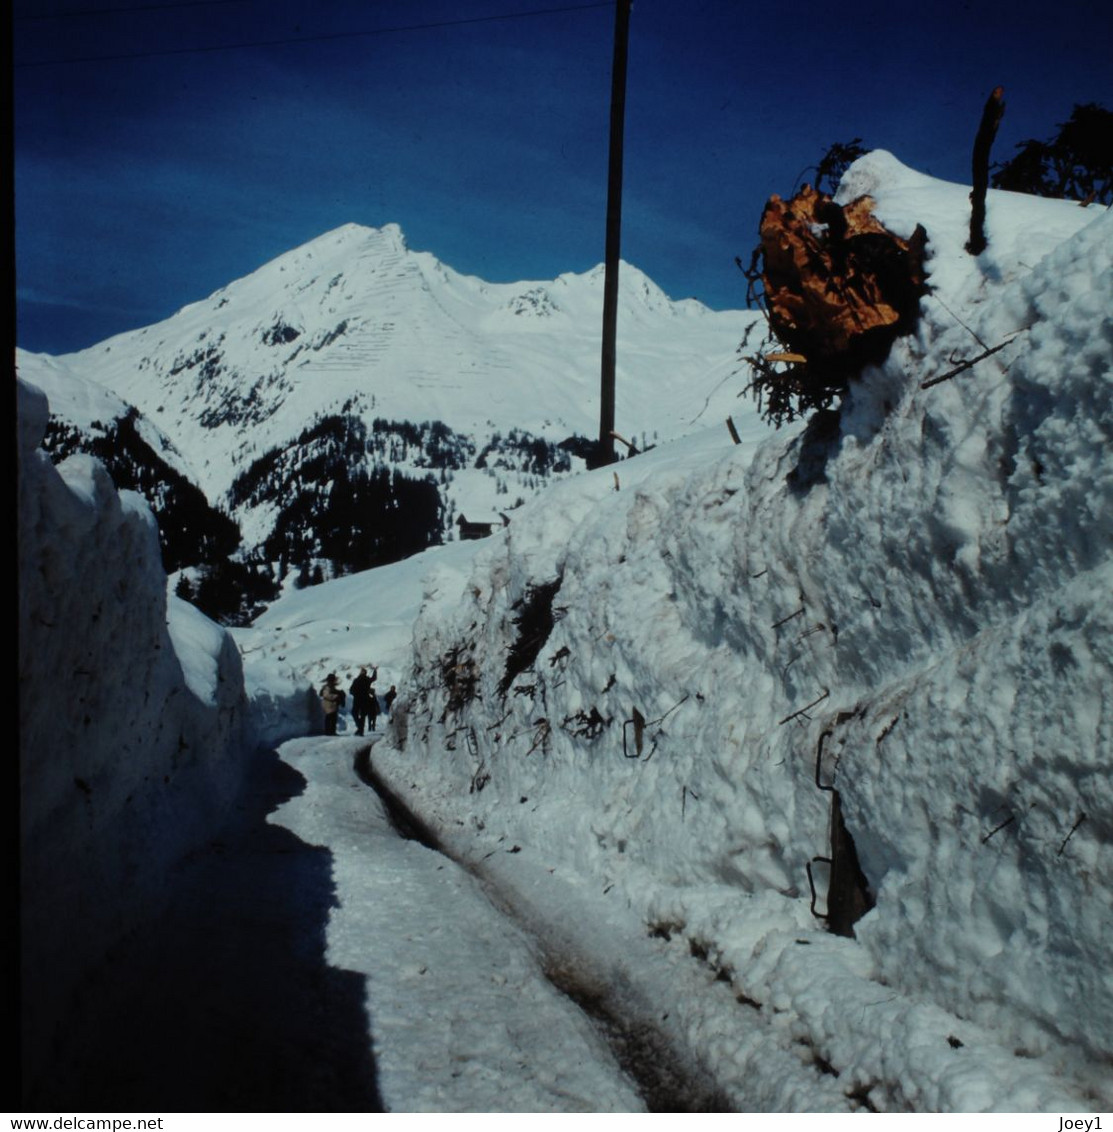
[367,153,1112,1110]
[18,378,250,1102]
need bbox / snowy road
[34,736,644,1112]
[270,735,647,1112]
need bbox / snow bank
[368,155,1111,1110]
[18,378,250,1101]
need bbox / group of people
[318,666,398,736]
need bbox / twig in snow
[773,606,806,629]
[929,292,991,351]
[1057,812,1087,856]
[779,688,830,725]
[921,340,1012,389]
[525,719,551,756]
[646,694,690,727]
[981,813,1016,843]
[682,784,700,819]
[921,326,1030,389]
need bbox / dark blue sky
[14,0,1113,355]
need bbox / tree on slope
[992,103,1112,205]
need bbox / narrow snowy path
[36,735,645,1112]
[270,735,646,1112]
[269,733,647,1113]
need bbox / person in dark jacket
[384,685,398,715]
[349,665,378,736]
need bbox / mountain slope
[21,224,765,600]
[46,223,761,497]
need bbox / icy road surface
[270,736,646,1113]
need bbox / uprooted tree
[742,182,928,426]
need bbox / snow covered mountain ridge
[47,222,744,471]
[18,222,765,615]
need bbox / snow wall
[371,155,1112,1110]
[18,378,250,1101]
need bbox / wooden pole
[966,86,1005,256]
[598,0,632,467]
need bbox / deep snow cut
[18,380,251,1103]
[19,147,1112,1112]
[343,152,1110,1109]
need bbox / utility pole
[597,0,631,468]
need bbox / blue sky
[14,0,1113,355]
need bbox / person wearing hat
[319,673,345,735]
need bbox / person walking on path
[349,666,378,736]
[384,685,397,716]
[366,675,381,733]
[319,673,345,736]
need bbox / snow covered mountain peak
[23,219,764,601]
[40,222,761,501]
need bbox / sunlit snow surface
[234,154,1112,1111]
[21,151,1111,1112]
[271,736,646,1112]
